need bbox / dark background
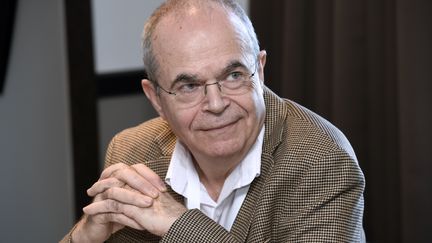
[251,1,432,242]
[0,0,18,94]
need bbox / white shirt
[165,127,264,231]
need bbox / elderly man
[62,0,365,242]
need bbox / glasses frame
[155,58,259,105]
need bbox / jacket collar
[154,120,176,156]
[262,86,288,156]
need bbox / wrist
[70,217,101,243]
[70,222,89,243]
[66,223,78,243]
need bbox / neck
[192,155,239,201]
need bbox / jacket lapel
[145,124,184,203]
[229,86,288,241]
[145,156,185,204]
[229,152,275,241]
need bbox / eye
[176,82,201,94]
[226,71,246,82]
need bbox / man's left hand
[83,164,187,236]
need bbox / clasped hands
[72,163,187,243]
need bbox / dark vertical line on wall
[64,0,100,220]
[0,0,18,94]
[365,0,401,241]
[303,0,315,110]
[280,0,308,103]
[250,1,283,96]
[397,1,432,241]
[311,0,334,119]
[382,0,401,240]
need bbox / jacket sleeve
[284,148,365,242]
[161,209,241,242]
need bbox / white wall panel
[0,0,73,241]
[91,0,249,74]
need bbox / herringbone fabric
[61,86,365,242]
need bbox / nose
[203,82,221,95]
[203,82,228,113]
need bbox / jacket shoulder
[283,99,357,160]
[264,87,355,159]
[104,117,176,168]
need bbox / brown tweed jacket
[63,87,365,242]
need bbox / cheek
[253,95,266,121]
[163,105,196,136]
[244,91,266,122]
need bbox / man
[62,0,365,242]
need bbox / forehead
[151,3,252,80]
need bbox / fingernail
[150,189,159,198]
[144,198,153,207]
[158,181,167,192]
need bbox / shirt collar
[166,126,264,202]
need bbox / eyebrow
[169,60,249,89]
[218,60,248,78]
[169,73,200,89]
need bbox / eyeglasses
[156,60,258,108]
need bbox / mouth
[200,119,239,132]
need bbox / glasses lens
[174,76,254,108]
[177,93,202,107]
[163,60,257,108]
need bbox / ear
[257,50,267,83]
[141,79,167,120]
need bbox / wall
[92,0,166,167]
[0,0,74,242]
[250,0,432,241]
[397,0,432,241]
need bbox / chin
[203,139,245,158]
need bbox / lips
[201,120,237,131]
[195,115,243,132]
[193,111,243,132]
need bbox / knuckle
[107,177,124,188]
[115,167,131,179]
[131,163,143,169]
[102,213,113,222]
[109,199,120,212]
[131,172,142,182]
[127,186,138,193]
[111,169,121,178]
[105,187,115,199]
[105,177,116,184]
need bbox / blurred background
[0,0,430,242]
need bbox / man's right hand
[71,163,167,243]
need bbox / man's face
[145,7,266,163]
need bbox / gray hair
[141,0,260,85]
